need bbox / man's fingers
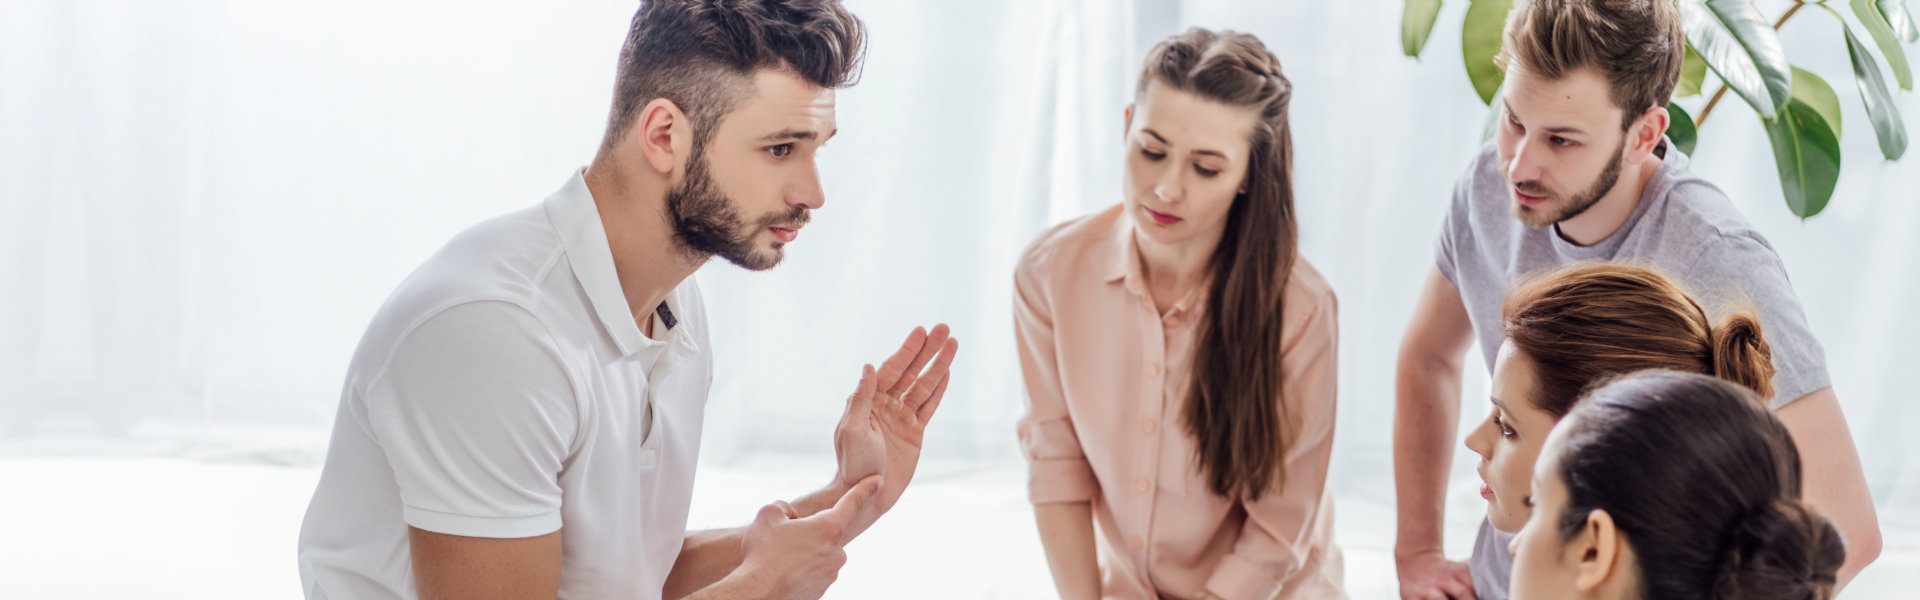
[771,500,801,519]
[841,364,877,422]
[811,475,882,542]
[1439,578,1476,600]
[754,502,793,529]
[875,327,927,392]
[914,370,952,425]
[886,324,950,397]
[904,336,959,413]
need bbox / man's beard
[666,145,809,271]
[1508,137,1626,229]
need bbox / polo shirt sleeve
[364,300,579,539]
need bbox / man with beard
[1389,2,1879,600]
[296,2,960,599]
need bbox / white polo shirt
[297,170,713,599]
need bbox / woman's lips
[1144,206,1183,225]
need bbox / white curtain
[3,0,1915,562]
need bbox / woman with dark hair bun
[1508,370,1845,600]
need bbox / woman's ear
[1122,103,1135,139]
[1573,508,1624,592]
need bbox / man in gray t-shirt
[1391,3,1878,599]
[1440,139,1830,600]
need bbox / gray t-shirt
[1436,140,1831,600]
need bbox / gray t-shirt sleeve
[1674,231,1832,407]
[1435,150,1483,290]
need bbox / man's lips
[769,225,801,243]
[1513,187,1549,207]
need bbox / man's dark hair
[1496,0,1684,131]
[603,0,866,150]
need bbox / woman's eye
[1140,148,1166,161]
[1195,165,1220,177]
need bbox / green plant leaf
[1763,97,1842,219]
[1792,67,1844,139]
[1403,0,1445,57]
[1681,0,1792,115]
[1462,0,1514,105]
[1676,43,1709,97]
[1841,22,1910,158]
[1855,0,1914,90]
[1878,0,1918,43]
[1668,102,1699,156]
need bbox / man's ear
[632,98,691,177]
[1572,508,1624,592]
[1626,103,1669,164]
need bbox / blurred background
[1,0,1914,597]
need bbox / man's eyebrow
[1505,101,1589,136]
[759,128,838,143]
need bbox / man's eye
[768,144,793,158]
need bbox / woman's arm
[1013,245,1105,600]
[1034,502,1102,600]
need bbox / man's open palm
[832,324,959,540]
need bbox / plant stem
[1694,1,1806,129]
[1697,86,1733,128]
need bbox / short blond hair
[1496,0,1684,130]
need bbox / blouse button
[1141,419,1157,434]
[1130,535,1146,549]
[1148,363,1162,377]
[1135,478,1151,493]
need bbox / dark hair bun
[1711,500,1844,600]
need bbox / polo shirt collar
[544,169,651,357]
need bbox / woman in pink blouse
[1014,28,1342,600]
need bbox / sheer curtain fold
[1,0,1912,541]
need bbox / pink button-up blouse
[1015,205,1343,599]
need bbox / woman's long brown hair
[1140,29,1298,500]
